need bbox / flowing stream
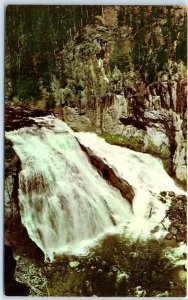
[6,116,184,261]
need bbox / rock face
[5,7,187,186]
[78,142,135,202]
[5,104,52,131]
[159,191,187,243]
[5,136,45,296]
[48,7,186,186]
[4,245,30,296]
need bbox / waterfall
[6,116,185,261]
[6,116,133,261]
[76,132,185,236]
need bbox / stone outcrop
[5,7,187,186]
[78,142,135,202]
[5,104,52,131]
[4,245,30,296]
[159,192,187,243]
[48,8,187,187]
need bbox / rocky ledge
[159,191,187,244]
[4,245,30,296]
[5,104,52,131]
[79,142,135,202]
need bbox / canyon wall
[48,7,186,186]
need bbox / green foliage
[101,132,171,156]
[6,5,103,102]
[45,94,56,109]
[117,6,187,83]
[92,235,174,296]
[101,132,145,151]
[156,48,168,71]
[12,77,39,101]
[109,47,130,72]
[147,140,171,159]
[45,234,186,296]
[176,30,187,64]
[6,5,187,102]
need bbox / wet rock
[160,191,167,197]
[88,257,95,265]
[168,191,175,197]
[151,225,160,234]
[5,105,49,131]
[177,195,187,201]
[69,261,80,268]
[116,271,129,283]
[165,232,174,240]
[169,227,178,235]
[78,142,135,202]
[4,245,30,296]
[159,197,166,203]
[183,253,187,259]
[176,233,184,242]
[170,196,177,203]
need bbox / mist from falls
[6,116,133,261]
[6,116,185,261]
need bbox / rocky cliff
[5,6,187,186]
[47,6,186,187]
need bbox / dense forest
[6,5,187,103]
[6,6,103,101]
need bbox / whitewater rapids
[6,116,185,261]
[76,131,184,235]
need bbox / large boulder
[78,142,135,202]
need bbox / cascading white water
[6,116,133,261]
[76,131,185,236]
[6,116,186,260]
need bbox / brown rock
[151,225,160,234]
[176,233,184,242]
[169,226,178,235]
[177,195,187,201]
[160,191,167,197]
[159,197,166,203]
[168,191,175,197]
[78,142,135,202]
[165,232,174,240]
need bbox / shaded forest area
[5,5,187,103]
[6,5,103,101]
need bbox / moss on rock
[100,132,145,151]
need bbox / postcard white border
[1,1,187,300]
